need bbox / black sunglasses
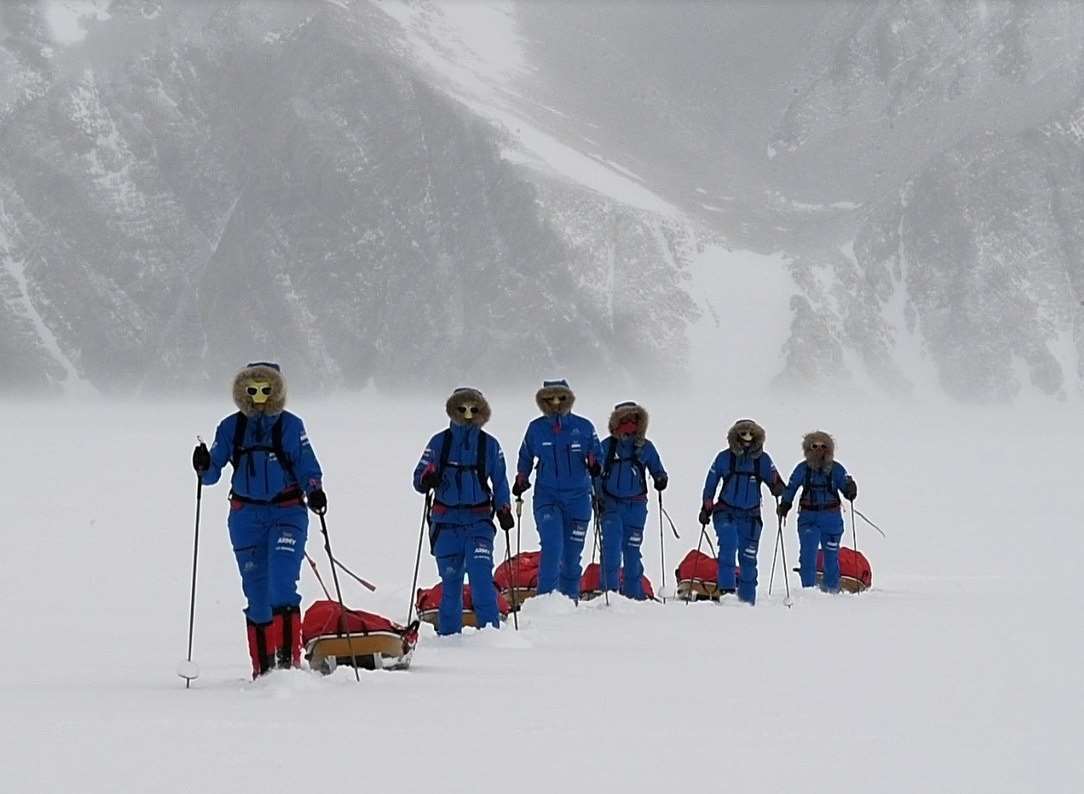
[247,386,273,396]
[810,442,827,449]
[456,405,478,414]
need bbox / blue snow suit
[598,436,666,599]
[702,450,782,604]
[202,411,322,624]
[414,424,511,635]
[781,461,850,592]
[517,414,603,598]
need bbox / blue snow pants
[797,510,844,592]
[713,511,764,605]
[600,497,648,599]
[534,488,592,598]
[228,504,308,624]
[432,520,500,635]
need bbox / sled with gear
[301,600,419,674]
[579,562,655,601]
[673,549,739,601]
[796,547,872,593]
[415,582,512,631]
[493,550,542,608]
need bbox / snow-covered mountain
[2,0,1082,400]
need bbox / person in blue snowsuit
[699,418,784,605]
[513,380,603,599]
[191,362,325,679]
[778,431,857,593]
[414,387,513,635]
[597,401,667,599]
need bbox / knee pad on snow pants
[229,506,307,625]
[535,494,590,598]
[433,523,499,635]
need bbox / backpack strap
[271,415,298,486]
[230,411,248,469]
[602,437,618,479]
[476,429,491,500]
[438,428,453,475]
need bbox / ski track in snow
[2,397,1080,793]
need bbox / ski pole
[515,497,523,558]
[317,508,361,682]
[658,492,667,603]
[177,472,203,688]
[687,517,708,605]
[502,525,519,630]
[594,501,609,606]
[850,500,858,552]
[407,492,431,626]
[768,514,781,596]
[778,510,793,608]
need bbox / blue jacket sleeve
[413,432,443,494]
[831,462,849,494]
[489,436,511,511]
[702,451,725,504]
[586,422,603,468]
[200,416,234,487]
[643,441,666,481]
[285,416,323,494]
[516,424,535,481]
[759,452,784,496]
[782,463,806,505]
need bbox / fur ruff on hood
[445,387,491,427]
[802,431,835,472]
[608,401,648,446]
[727,418,765,458]
[232,362,287,417]
[535,380,575,416]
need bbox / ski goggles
[245,381,274,404]
[455,403,480,418]
[738,430,755,442]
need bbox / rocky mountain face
[2,0,1081,401]
[0,0,696,394]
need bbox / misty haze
[2,3,1079,794]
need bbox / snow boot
[273,605,302,669]
[246,618,276,679]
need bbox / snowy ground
[2,390,1080,793]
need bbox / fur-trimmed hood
[446,387,491,427]
[802,430,835,472]
[727,418,765,458]
[232,362,287,417]
[608,401,648,446]
[535,379,575,416]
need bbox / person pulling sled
[413,388,513,635]
[596,401,667,600]
[699,419,784,605]
[191,362,326,679]
[513,380,602,600]
[777,431,857,593]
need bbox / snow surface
[3,388,1081,793]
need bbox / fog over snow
[1,3,1082,793]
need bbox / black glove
[307,489,327,514]
[698,505,711,526]
[842,477,857,502]
[511,476,531,497]
[586,459,602,478]
[496,508,515,531]
[192,443,211,473]
[420,466,441,491]
[653,475,668,492]
[777,501,791,519]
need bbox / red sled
[493,550,543,608]
[415,582,512,632]
[674,549,739,601]
[301,600,419,674]
[579,562,655,601]
[817,547,872,593]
